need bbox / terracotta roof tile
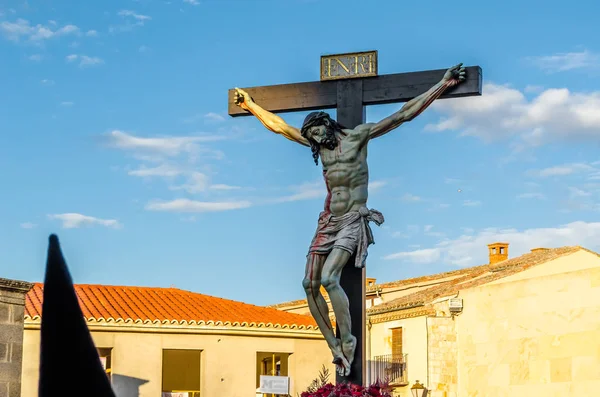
[25,283,317,330]
[365,265,489,292]
[268,266,489,310]
[368,246,587,315]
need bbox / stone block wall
[427,301,458,397]
[0,278,33,397]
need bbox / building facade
[273,243,600,397]
[0,278,32,397]
[21,284,334,397]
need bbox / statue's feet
[330,339,351,377]
[332,352,351,377]
[342,335,357,368]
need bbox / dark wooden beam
[334,81,367,385]
[228,80,337,116]
[228,66,482,117]
[336,79,365,130]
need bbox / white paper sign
[162,393,188,397]
[259,376,289,395]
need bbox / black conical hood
[38,234,116,397]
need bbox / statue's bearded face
[307,124,337,150]
[306,125,327,143]
[300,111,342,165]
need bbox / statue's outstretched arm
[368,63,466,140]
[234,88,309,147]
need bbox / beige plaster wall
[456,252,600,397]
[369,316,427,397]
[427,301,458,397]
[21,327,333,397]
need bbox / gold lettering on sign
[323,58,331,78]
[320,51,378,81]
[335,58,351,74]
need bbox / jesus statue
[233,63,466,376]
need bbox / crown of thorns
[300,111,330,137]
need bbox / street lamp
[411,380,427,397]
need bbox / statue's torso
[320,126,369,217]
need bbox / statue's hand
[443,63,466,85]
[233,87,253,109]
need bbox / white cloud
[110,10,151,33]
[391,224,444,239]
[517,192,546,200]
[85,29,98,37]
[169,172,209,194]
[183,112,226,124]
[523,163,599,211]
[60,101,74,107]
[41,79,55,85]
[128,164,235,194]
[109,131,235,199]
[183,0,200,5]
[48,213,122,229]
[391,231,409,239]
[444,177,462,184]
[524,85,544,94]
[117,10,152,22]
[145,199,251,212]
[0,19,79,42]
[138,45,150,53]
[401,193,421,202]
[526,50,600,73]
[28,54,42,61]
[105,130,224,158]
[128,164,183,178]
[526,162,597,178]
[210,184,241,190]
[20,222,37,229]
[427,83,600,146]
[66,54,104,67]
[204,112,225,122]
[384,248,441,264]
[568,186,592,198]
[462,200,481,207]
[429,203,450,211]
[272,181,324,203]
[383,221,600,268]
[369,180,387,192]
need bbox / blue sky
[1,0,600,306]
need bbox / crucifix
[228,50,482,386]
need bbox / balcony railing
[366,354,408,386]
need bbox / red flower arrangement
[297,366,392,397]
[300,382,392,397]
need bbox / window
[256,352,290,389]
[97,348,112,382]
[391,327,403,358]
[162,349,201,397]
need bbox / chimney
[488,242,509,265]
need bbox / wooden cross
[228,51,482,386]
